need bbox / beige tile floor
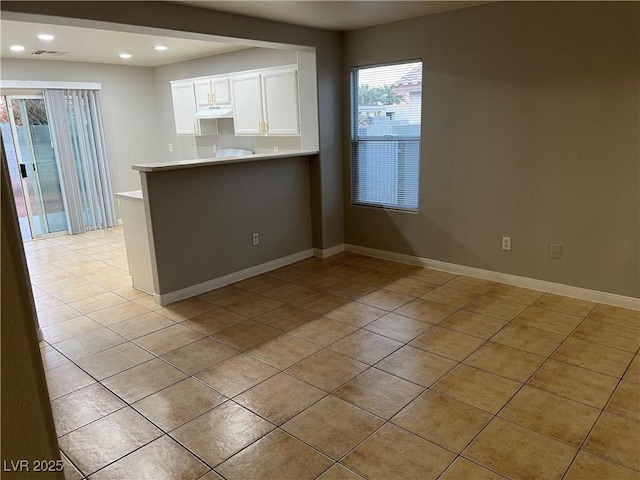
[27,227,640,480]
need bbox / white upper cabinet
[231,67,300,136]
[212,77,231,104]
[171,81,218,136]
[171,81,199,135]
[171,67,299,138]
[194,76,231,109]
[230,74,264,135]
[194,79,213,109]
[262,69,299,135]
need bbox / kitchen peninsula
[118,149,318,305]
[133,149,318,172]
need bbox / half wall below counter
[128,150,317,305]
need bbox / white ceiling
[1,1,491,67]
[173,0,492,31]
[0,20,250,67]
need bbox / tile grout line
[558,344,640,478]
[451,301,624,479]
[427,301,604,478]
[33,233,639,478]
[389,293,534,478]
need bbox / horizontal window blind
[351,61,422,211]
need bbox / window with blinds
[351,60,422,211]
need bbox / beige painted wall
[2,146,62,478]
[0,58,162,193]
[342,1,639,297]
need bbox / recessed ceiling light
[153,45,168,51]
[37,34,55,41]
[10,45,25,52]
[119,53,132,59]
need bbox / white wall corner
[345,244,640,311]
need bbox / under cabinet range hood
[194,106,233,119]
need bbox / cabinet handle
[211,92,216,104]
[258,121,263,134]
[193,123,198,134]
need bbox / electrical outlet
[252,233,259,246]
[550,244,561,259]
[168,143,173,152]
[502,236,511,251]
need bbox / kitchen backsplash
[194,120,302,159]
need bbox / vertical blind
[45,89,117,233]
[351,60,422,211]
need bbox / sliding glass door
[1,94,68,238]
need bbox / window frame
[350,59,423,213]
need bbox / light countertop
[132,149,318,173]
[115,190,143,200]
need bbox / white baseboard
[155,242,639,310]
[37,328,44,342]
[313,244,345,258]
[157,249,314,306]
[345,244,640,311]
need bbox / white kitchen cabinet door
[171,81,199,135]
[262,69,299,136]
[194,79,213,109]
[231,74,263,135]
[212,77,231,104]
[195,77,230,107]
